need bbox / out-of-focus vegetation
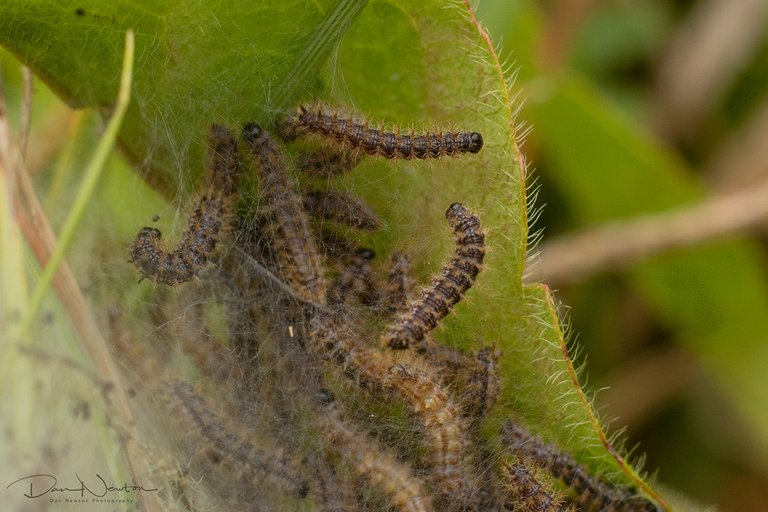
[477,1,768,510]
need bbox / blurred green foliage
[477,1,768,510]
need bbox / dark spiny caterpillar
[303,189,382,232]
[501,461,568,512]
[163,380,310,499]
[383,203,485,350]
[242,122,326,304]
[130,124,239,285]
[502,422,659,512]
[280,103,483,159]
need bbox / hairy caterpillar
[316,391,433,512]
[308,309,470,509]
[502,422,659,512]
[207,122,241,194]
[303,189,382,231]
[280,103,484,159]
[501,461,567,512]
[130,125,239,285]
[385,364,469,508]
[164,380,310,499]
[383,203,485,350]
[242,122,326,304]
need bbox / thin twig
[527,179,768,285]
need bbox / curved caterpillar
[502,422,659,512]
[303,189,382,232]
[242,122,326,304]
[130,125,239,285]
[164,380,310,499]
[383,203,485,350]
[280,103,483,159]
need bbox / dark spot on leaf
[75,7,85,17]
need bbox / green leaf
[1,0,668,508]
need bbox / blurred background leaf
[478,1,768,510]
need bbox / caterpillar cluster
[122,103,660,512]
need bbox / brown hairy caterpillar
[242,122,326,304]
[327,247,378,305]
[383,203,485,350]
[130,125,240,285]
[308,310,471,508]
[315,390,434,512]
[163,380,310,499]
[502,422,659,512]
[303,189,382,231]
[297,147,364,177]
[280,103,484,159]
[501,461,568,512]
[385,363,469,508]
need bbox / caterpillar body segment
[316,393,434,512]
[297,147,364,177]
[327,247,378,306]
